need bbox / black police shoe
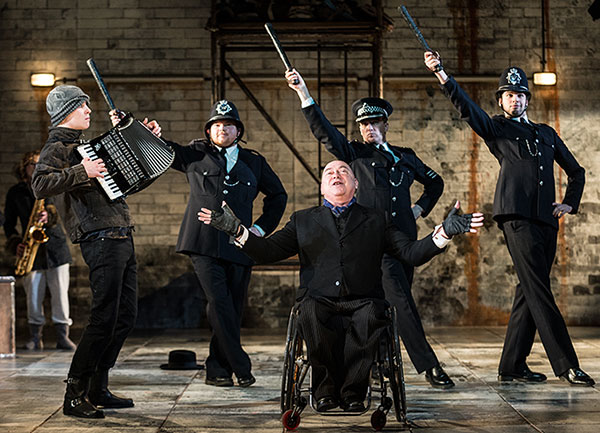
[425,365,455,389]
[560,368,595,386]
[316,396,338,412]
[205,376,234,387]
[237,375,256,387]
[498,365,547,383]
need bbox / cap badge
[506,68,522,86]
[216,100,232,115]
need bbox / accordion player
[77,113,175,201]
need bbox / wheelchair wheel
[282,409,301,431]
[387,308,407,423]
[281,309,301,413]
[370,407,387,431]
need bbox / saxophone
[15,199,49,276]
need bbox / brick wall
[1,0,599,330]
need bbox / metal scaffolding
[207,0,388,185]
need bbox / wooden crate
[0,276,16,357]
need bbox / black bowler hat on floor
[160,350,205,370]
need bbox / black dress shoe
[341,399,366,412]
[316,396,338,412]
[425,365,455,389]
[499,365,547,383]
[237,375,256,387]
[205,376,234,387]
[560,368,595,386]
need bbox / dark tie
[377,144,398,164]
[216,147,226,163]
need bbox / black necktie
[216,147,226,163]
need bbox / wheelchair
[280,304,407,431]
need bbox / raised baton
[86,58,125,118]
[399,6,442,71]
[264,23,299,84]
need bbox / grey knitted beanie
[46,85,90,126]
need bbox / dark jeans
[297,296,387,402]
[499,218,578,376]
[68,235,137,378]
[191,254,252,379]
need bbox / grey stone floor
[1,326,600,433]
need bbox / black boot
[55,324,77,351]
[88,369,134,409]
[24,324,43,351]
[63,377,104,419]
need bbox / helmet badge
[506,68,522,86]
[216,100,232,115]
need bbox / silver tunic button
[535,139,539,143]
[540,166,543,171]
[223,190,229,194]
[539,181,543,186]
[391,212,396,217]
[225,175,230,180]
[538,152,542,156]
[335,281,340,286]
[392,197,397,202]
[371,162,376,166]
[203,171,208,175]
[391,167,395,172]
[247,182,251,186]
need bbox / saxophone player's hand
[16,243,26,258]
[37,210,48,224]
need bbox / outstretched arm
[198,204,299,264]
[423,51,499,142]
[285,68,357,162]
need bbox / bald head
[320,160,358,206]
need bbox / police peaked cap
[351,97,393,122]
[204,100,245,142]
[496,66,531,100]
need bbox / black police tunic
[303,104,443,240]
[441,77,585,229]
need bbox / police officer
[285,69,453,389]
[424,52,594,386]
[162,100,287,388]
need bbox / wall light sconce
[534,0,557,86]
[30,73,56,87]
[532,71,557,86]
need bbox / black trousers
[381,254,439,373]
[69,236,137,378]
[191,254,252,379]
[297,296,387,403]
[499,219,578,376]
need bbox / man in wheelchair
[199,160,483,412]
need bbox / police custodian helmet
[351,97,393,122]
[204,99,245,142]
[496,66,531,100]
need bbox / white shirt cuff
[301,97,315,108]
[234,225,249,247]
[432,224,451,249]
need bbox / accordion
[77,114,175,201]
